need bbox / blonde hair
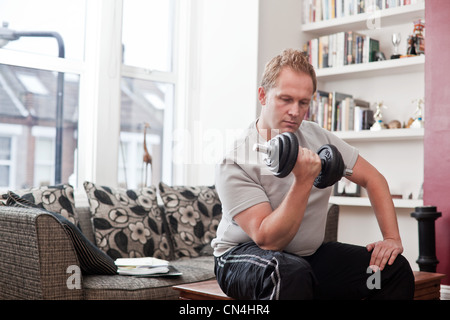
[260,48,317,93]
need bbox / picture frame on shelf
[334,177,361,197]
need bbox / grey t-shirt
[211,119,359,257]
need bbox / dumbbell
[253,132,353,188]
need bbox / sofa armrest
[0,206,83,299]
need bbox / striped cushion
[4,191,117,275]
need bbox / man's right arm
[234,147,321,251]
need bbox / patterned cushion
[158,182,222,259]
[0,184,79,227]
[4,191,117,275]
[83,182,172,260]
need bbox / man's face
[258,67,314,136]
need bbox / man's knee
[392,254,415,288]
[374,254,415,300]
[391,254,414,279]
[273,251,316,299]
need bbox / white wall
[257,0,305,116]
[175,0,259,186]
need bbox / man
[211,49,414,300]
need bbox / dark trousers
[214,241,415,300]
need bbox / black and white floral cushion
[158,182,222,259]
[83,181,172,260]
[0,184,79,227]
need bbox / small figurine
[370,102,387,131]
[407,20,425,56]
[410,98,424,128]
[388,120,401,129]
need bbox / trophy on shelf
[391,33,401,59]
[370,101,387,131]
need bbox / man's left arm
[347,155,404,271]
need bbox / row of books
[305,90,374,132]
[304,32,380,69]
[303,0,424,24]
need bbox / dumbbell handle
[344,167,353,176]
[253,143,270,154]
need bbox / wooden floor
[173,271,446,300]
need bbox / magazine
[114,257,182,277]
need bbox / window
[120,0,177,188]
[0,0,179,193]
[0,64,80,188]
[0,0,83,190]
[0,0,86,60]
[122,0,174,72]
[119,77,173,188]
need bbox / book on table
[114,257,182,277]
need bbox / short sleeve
[323,132,359,171]
[215,162,269,219]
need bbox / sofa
[0,182,339,300]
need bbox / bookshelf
[315,54,424,80]
[329,196,423,208]
[334,127,423,142]
[301,1,425,210]
[295,0,426,270]
[302,2,425,35]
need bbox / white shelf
[315,55,425,81]
[302,2,425,35]
[330,196,423,208]
[333,128,424,142]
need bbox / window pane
[122,0,174,72]
[0,0,86,61]
[119,77,172,188]
[35,137,54,163]
[0,137,11,160]
[34,164,53,187]
[0,64,79,189]
[0,165,10,187]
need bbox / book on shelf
[353,99,374,131]
[114,257,182,277]
[308,91,373,132]
[303,0,424,24]
[304,32,380,70]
